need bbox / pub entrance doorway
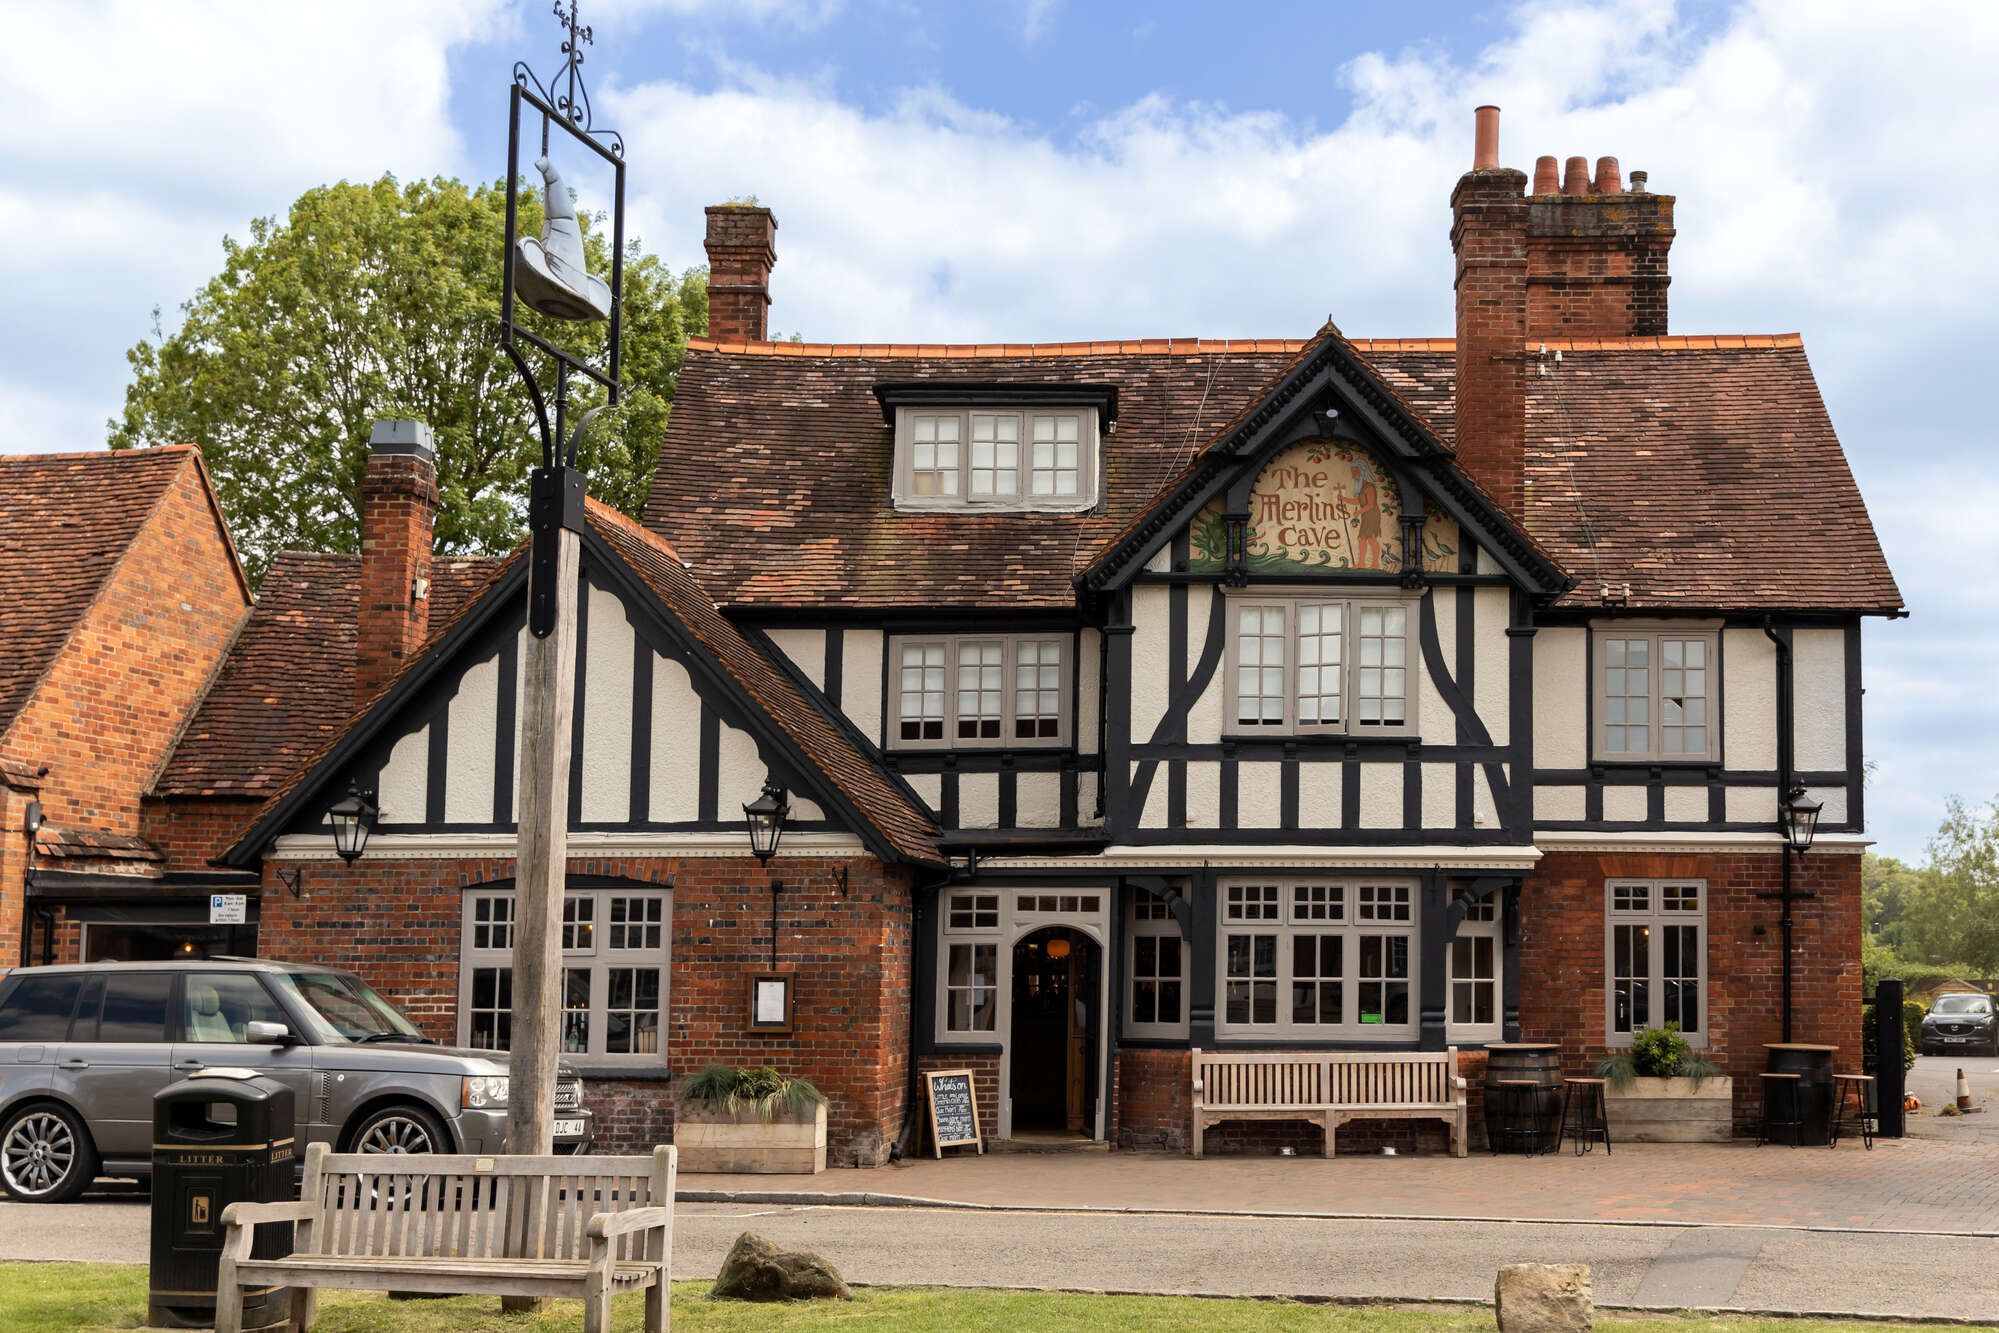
[1009,926,1099,1136]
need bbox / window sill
[570,1064,675,1082]
[1589,759,1720,771]
[1220,732,1419,748]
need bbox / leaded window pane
[1235,606,1288,726]
[898,642,947,741]
[1014,639,1063,739]
[969,413,1021,497]
[955,641,1005,740]
[1030,413,1081,496]
[1296,604,1343,725]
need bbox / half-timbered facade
[174,110,1899,1160]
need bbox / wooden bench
[1190,1048,1468,1158]
[216,1142,675,1333]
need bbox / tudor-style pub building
[101,108,1897,1162]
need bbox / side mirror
[245,1020,294,1047]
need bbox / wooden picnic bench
[1191,1048,1468,1158]
[216,1142,676,1333]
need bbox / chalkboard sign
[924,1069,984,1157]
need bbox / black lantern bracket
[503,1,628,638]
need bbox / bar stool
[1557,1077,1612,1156]
[1488,1079,1544,1157]
[1829,1073,1876,1150]
[1759,1072,1805,1147]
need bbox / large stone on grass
[1495,1262,1592,1332]
[711,1230,852,1301]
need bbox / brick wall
[1451,167,1531,517]
[1517,846,1864,1128]
[1525,193,1674,340]
[0,458,248,838]
[354,451,436,705]
[703,205,776,342]
[255,852,916,1164]
[1115,1047,1189,1151]
[144,795,264,872]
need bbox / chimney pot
[1594,156,1622,194]
[1629,170,1648,193]
[1533,155,1560,195]
[1562,156,1590,195]
[1472,105,1501,169]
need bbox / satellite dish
[514,156,612,322]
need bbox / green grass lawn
[0,1265,1981,1333]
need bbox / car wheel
[0,1103,97,1203]
[348,1104,449,1157]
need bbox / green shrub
[679,1064,827,1121]
[1861,1000,1919,1073]
[1594,1023,1722,1087]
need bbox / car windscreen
[269,970,427,1043]
[1932,994,1992,1016]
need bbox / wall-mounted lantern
[743,782,790,866]
[1783,785,1823,855]
[328,784,379,864]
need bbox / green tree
[111,175,706,581]
[1905,795,1999,973]
[1862,851,1934,951]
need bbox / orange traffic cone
[1958,1067,1974,1112]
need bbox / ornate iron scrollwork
[514,0,625,158]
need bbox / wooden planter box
[1604,1076,1734,1142]
[676,1103,827,1174]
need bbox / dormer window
[877,383,1115,513]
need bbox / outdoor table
[1764,1043,1838,1144]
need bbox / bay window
[1217,879,1418,1038]
[1226,595,1417,736]
[1605,879,1706,1044]
[459,884,670,1065]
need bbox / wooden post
[503,520,579,1312]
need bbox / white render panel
[1145,547,1173,574]
[378,724,428,824]
[841,628,884,746]
[1724,628,1778,769]
[1359,763,1402,829]
[1299,762,1341,831]
[442,652,499,825]
[1806,785,1847,826]
[1473,765,1502,830]
[1793,628,1846,772]
[1476,546,1502,576]
[1131,585,1173,743]
[1422,763,1456,828]
[1139,764,1169,828]
[1665,786,1709,823]
[578,583,635,824]
[1534,784,1586,822]
[1077,771,1102,826]
[1185,590,1223,744]
[716,717,766,818]
[1604,785,1648,823]
[1237,762,1283,830]
[647,655,702,823]
[1474,586,1510,746]
[1185,761,1221,828]
[958,771,1000,828]
[1534,627,1589,769]
[764,627,826,691]
[1727,785,1779,825]
[1016,771,1062,827]
[905,772,943,814]
[1420,587,1455,746]
[1076,629,1102,755]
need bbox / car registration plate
[553,1117,586,1137]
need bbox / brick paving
[685,1137,1999,1235]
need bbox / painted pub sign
[1188,441,1459,575]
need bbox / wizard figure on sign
[514,156,612,321]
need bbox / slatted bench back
[1195,1048,1461,1109]
[1328,1052,1454,1107]
[1195,1052,1326,1108]
[305,1151,669,1265]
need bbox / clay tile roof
[35,825,163,862]
[586,501,940,862]
[156,551,500,797]
[650,333,1897,614]
[0,447,197,738]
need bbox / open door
[1009,927,1099,1135]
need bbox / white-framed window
[1448,896,1502,1037]
[890,635,1071,749]
[1593,626,1718,761]
[939,890,1001,1035]
[459,884,670,1064]
[1605,879,1706,1045]
[1125,896,1187,1039]
[1225,595,1417,737]
[1217,879,1419,1038]
[894,407,1099,511]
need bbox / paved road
[1909,1052,1999,1143]
[4,1194,1995,1321]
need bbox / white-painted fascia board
[975,844,1543,872]
[1532,830,1872,854]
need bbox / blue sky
[2,0,1993,860]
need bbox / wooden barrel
[1483,1043,1562,1152]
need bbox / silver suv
[0,959,592,1202]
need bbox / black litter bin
[149,1070,296,1330]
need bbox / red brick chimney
[704,204,777,341]
[355,419,437,705]
[1451,106,1531,517]
[1451,108,1677,515]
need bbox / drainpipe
[1763,621,1796,1043]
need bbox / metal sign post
[498,0,626,1165]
